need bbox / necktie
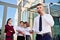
[39,15,42,31]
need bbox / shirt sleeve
[32,18,36,33]
[43,14,54,27]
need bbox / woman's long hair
[24,22,30,27]
[6,18,11,25]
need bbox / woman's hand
[16,30,25,35]
[9,30,13,33]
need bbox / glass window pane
[0,0,17,4]
[0,5,4,34]
[22,9,29,22]
[6,7,16,25]
[54,17,59,25]
[31,0,40,6]
[45,0,60,3]
[50,4,60,40]
[50,4,60,17]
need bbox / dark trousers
[26,35,31,40]
[36,33,52,40]
[17,36,25,40]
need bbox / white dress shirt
[33,14,54,34]
[16,26,25,36]
[24,27,31,35]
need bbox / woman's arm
[9,26,15,34]
[5,25,8,33]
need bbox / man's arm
[16,27,25,35]
[32,18,36,33]
[43,14,54,27]
[16,30,25,35]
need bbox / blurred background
[0,0,60,40]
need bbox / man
[33,3,54,40]
[16,21,25,40]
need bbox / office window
[44,0,59,3]
[6,7,16,25]
[0,5,4,34]
[0,0,17,4]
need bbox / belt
[36,32,50,36]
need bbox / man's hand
[40,11,45,16]
[18,31,25,35]
[30,30,34,34]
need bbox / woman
[23,22,31,40]
[5,18,15,40]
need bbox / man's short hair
[20,21,23,23]
[37,3,43,6]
